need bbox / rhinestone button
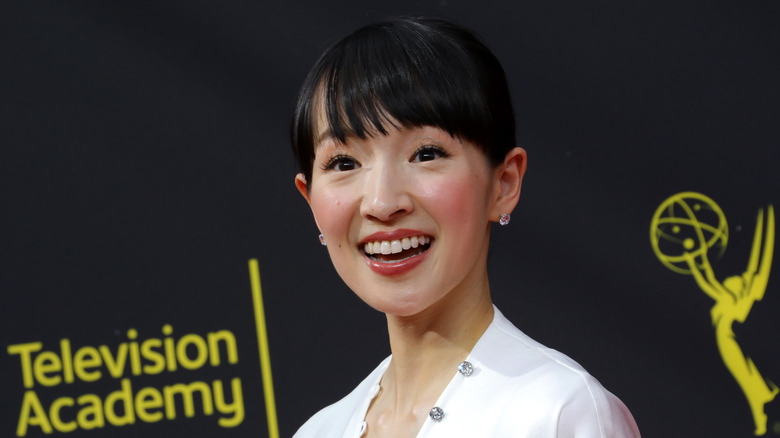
[458,361,473,376]
[429,406,445,422]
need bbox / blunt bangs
[291,17,516,184]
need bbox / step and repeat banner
[2,1,778,437]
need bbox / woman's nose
[359,165,413,222]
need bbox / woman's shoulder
[451,307,640,436]
[293,356,390,438]
[480,308,621,396]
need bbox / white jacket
[295,307,640,437]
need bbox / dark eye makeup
[320,142,450,172]
[321,153,360,171]
[412,145,449,162]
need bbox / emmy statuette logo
[650,192,777,436]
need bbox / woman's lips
[359,231,433,276]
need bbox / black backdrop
[2,1,780,437]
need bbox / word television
[7,325,245,436]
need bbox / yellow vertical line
[248,259,280,438]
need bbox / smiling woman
[290,17,640,438]
[298,125,516,317]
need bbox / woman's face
[296,118,525,318]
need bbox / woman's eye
[412,145,448,162]
[322,154,360,172]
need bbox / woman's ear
[295,173,311,205]
[295,173,323,232]
[491,147,527,221]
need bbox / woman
[290,17,640,437]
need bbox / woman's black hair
[291,16,516,185]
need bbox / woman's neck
[381,285,494,410]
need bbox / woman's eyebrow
[316,128,360,149]
[315,130,356,153]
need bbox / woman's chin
[359,294,440,319]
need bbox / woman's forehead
[312,101,400,149]
[310,83,465,152]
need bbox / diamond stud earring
[499,213,511,226]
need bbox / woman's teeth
[364,235,431,255]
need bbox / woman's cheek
[418,173,489,222]
[310,187,352,237]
